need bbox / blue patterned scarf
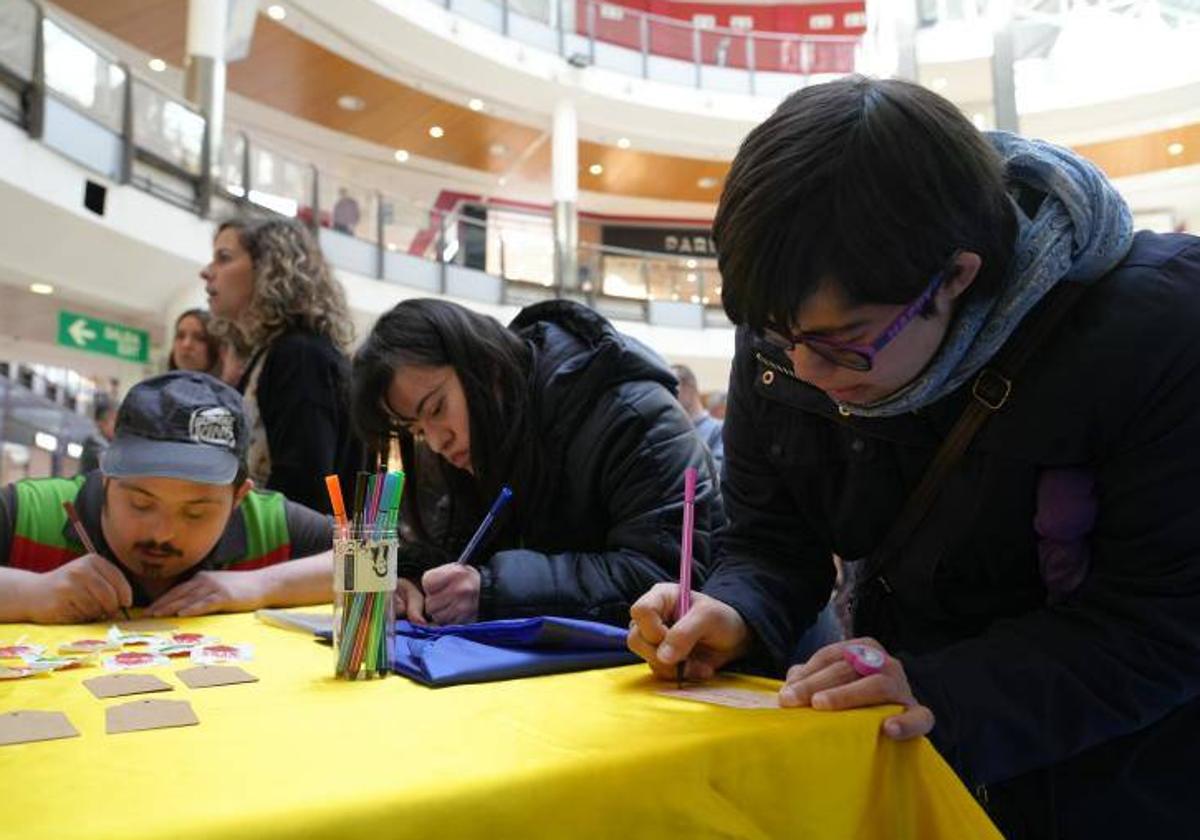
[848,132,1134,417]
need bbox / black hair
[351,299,538,543]
[168,308,221,372]
[716,76,1017,331]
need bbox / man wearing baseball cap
[0,371,335,623]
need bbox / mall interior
[4,2,1200,837]
[0,0,1193,482]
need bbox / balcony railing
[442,0,862,95]
[0,0,731,329]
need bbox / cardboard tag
[84,673,173,699]
[106,699,198,734]
[176,665,258,689]
[116,618,178,632]
[658,686,781,709]
[0,710,80,746]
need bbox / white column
[185,0,228,208]
[990,7,1019,132]
[551,98,579,290]
[860,0,918,80]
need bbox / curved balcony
[0,0,730,331]
[434,0,862,96]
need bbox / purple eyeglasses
[759,266,949,372]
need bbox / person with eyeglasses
[627,76,1200,839]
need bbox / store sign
[602,226,716,256]
[56,311,149,363]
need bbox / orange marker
[325,475,348,530]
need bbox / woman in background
[167,308,220,374]
[201,214,360,514]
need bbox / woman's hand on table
[421,564,480,625]
[394,578,428,624]
[145,570,267,617]
[780,638,935,740]
[627,583,751,681]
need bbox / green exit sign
[57,311,150,364]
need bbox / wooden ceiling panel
[1076,123,1199,181]
[50,0,729,199]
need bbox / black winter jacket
[704,232,1200,839]
[406,300,719,628]
[241,328,361,515]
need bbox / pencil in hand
[63,501,132,621]
[675,468,697,688]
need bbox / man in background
[77,393,115,475]
[671,363,723,476]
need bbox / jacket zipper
[756,351,854,417]
[755,351,799,381]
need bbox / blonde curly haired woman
[201,214,360,514]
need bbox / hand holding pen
[626,470,752,682]
[422,485,513,625]
[28,502,135,623]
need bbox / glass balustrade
[0,2,734,324]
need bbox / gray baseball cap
[101,371,248,485]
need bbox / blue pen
[456,486,514,566]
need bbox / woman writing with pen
[350,298,720,627]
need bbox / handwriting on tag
[658,686,780,709]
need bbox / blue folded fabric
[392,617,638,687]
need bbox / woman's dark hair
[716,75,1017,331]
[352,299,537,542]
[168,308,220,372]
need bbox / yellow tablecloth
[0,612,1000,840]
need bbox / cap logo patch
[189,407,236,449]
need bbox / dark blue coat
[704,232,1200,838]
[405,300,719,628]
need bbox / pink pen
[675,467,697,687]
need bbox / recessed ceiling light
[337,95,366,112]
[489,142,509,157]
[468,98,484,112]
[930,77,948,91]
[29,282,53,295]
[147,58,166,72]
[429,125,444,139]
[616,137,631,149]
[393,149,410,163]
[686,259,697,269]
[498,176,508,186]
[1167,142,1185,156]
[267,5,287,21]
[697,176,719,189]
[588,163,603,175]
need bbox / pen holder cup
[332,526,397,680]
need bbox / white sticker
[333,540,397,593]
